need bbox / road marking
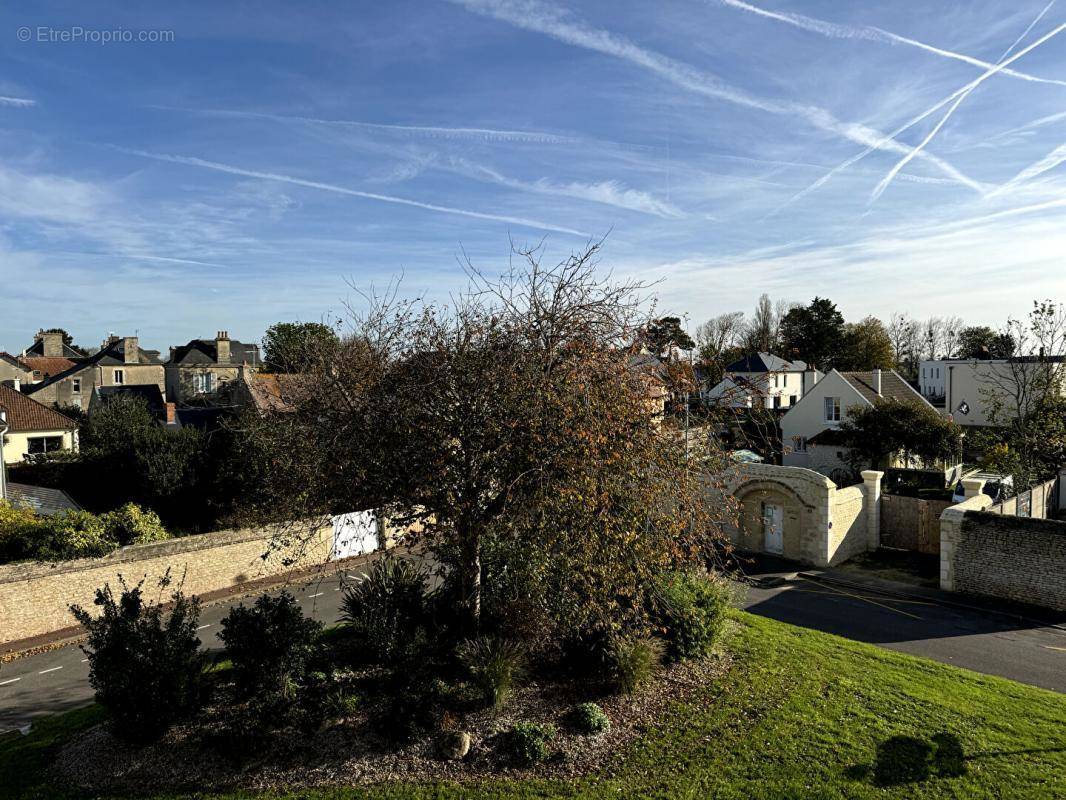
[38,666,63,675]
[799,578,923,621]
[1042,645,1066,652]
[197,624,212,630]
[307,592,324,599]
[81,658,89,663]
[0,677,21,686]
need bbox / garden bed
[51,644,732,793]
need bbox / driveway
[737,555,1066,693]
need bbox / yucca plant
[457,636,526,710]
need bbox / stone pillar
[861,470,883,551]
[962,477,985,499]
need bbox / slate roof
[838,371,927,406]
[0,385,78,432]
[0,352,31,373]
[169,339,260,366]
[5,483,81,515]
[22,338,84,359]
[725,352,807,373]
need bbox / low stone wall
[0,522,333,645]
[944,512,1066,611]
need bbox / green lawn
[3,612,1064,799]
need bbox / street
[2,557,1065,735]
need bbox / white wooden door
[331,510,379,560]
[762,503,783,554]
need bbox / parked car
[952,472,1014,504]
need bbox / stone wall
[945,512,1066,611]
[724,463,881,567]
[0,521,333,645]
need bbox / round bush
[654,570,731,661]
[569,702,610,734]
[506,722,556,765]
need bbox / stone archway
[734,479,821,564]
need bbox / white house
[704,352,820,411]
[781,369,934,480]
[920,357,1066,427]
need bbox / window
[193,372,217,394]
[824,396,841,422]
[113,369,125,385]
[27,436,64,456]
[789,395,798,406]
[71,378,81,394]
[792,436,807,452]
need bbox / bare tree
[695,312,744,360]
[941,316,964,359]
[920,317,946,361]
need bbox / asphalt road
[738,565,1066,694]
[0,563,361,735]
[3,557,1065,735]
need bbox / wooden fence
[880,494,953,554]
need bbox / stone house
[0,384,79,464]
[165,331,261,404]
[0,353,33,387]
[23,336,166,412]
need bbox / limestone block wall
[0,522,332,645]
[827,485,868,566]
[947,512,1066,611]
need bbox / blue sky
[1,0,1064,352]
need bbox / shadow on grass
[845,732,967,786]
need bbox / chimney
[215,331,231,364]
[165,402,176,425]
[123,336,139,364]
[36,330,65,358]
[872,368,882,395]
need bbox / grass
[2,612,1064,799]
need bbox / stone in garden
[438,730,472,760]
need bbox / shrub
[36,511,114,560]
[653,570,731,661]
[291,670,354,734]
[218,592,323,697]
[506,722,556,765]
[340,557,432,664]
[569,702,610,734]
[458,636,525,710]
[70,581,205,741]
[607,636,664,695]
[101,503,169,546]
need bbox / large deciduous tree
[957,326,1015,360]
[779,297,845,369]
[245,245,734,637]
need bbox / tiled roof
[21,356,77,378]
[247,373,304,413]
[725,352,807,373]
[0,385,78,432]
[838,370,926,406]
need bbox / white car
[952,473,1014,504]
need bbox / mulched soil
[52,647,732,793]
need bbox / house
[22,330,83,360]
[0,353,33,387]
[703,352,820,411]
[0,384,79,464]
[23,335,166,412]
[166,331,261,403]
[781,369,934,480]
[919,356,1066,427]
